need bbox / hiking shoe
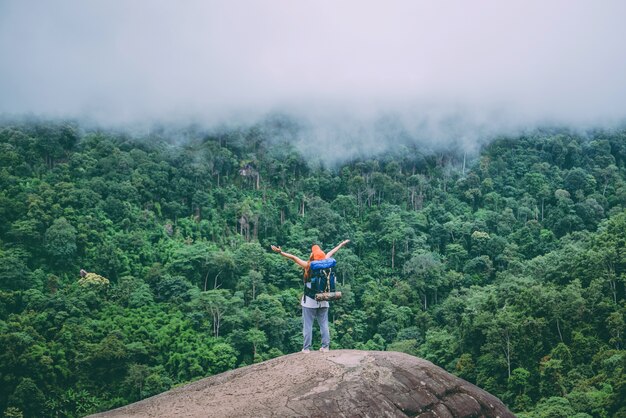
[301,349,310,354]
[319,347,330,353]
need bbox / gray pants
[302,306,330,350]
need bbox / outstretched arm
[271,245,308,268]
[326,239,350,259]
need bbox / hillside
[90,350,514,418]
[0,120,624,417]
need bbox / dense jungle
[0,119,624,417]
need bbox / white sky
[1,0,626,134]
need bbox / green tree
[246,328,267,362]
[477,305,524,379]
[7,378,45,418]
[0,250,32,290]
[403,250,445,309]
[379,211,406,269]
[44,217,77,262]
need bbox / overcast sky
[1,0,626,140]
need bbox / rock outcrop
[90,350,514,417]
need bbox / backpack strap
[303,283,317,302]
[322,269,331,292]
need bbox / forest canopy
[0,118,624,417]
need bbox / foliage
[0,120,625,416]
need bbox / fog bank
[1,0,625,154]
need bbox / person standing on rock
[271,240,350,353]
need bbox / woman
[271,240,350,353]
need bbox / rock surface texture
[90,350,515,418]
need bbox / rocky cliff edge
[90,350,515,418]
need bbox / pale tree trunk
[610,278,617,305]
[391,239,395,269]
[204,269,210,292]
[211,309,222,338]
[214,271,222,290]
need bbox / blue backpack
[304,258,337,302]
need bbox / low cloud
[1,0,625,155]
